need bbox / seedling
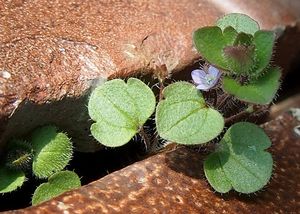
[88,13,279,194]
[0,126,80,205]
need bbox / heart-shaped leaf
[0,166,26,194]
[193,26,238,70]
[32,170,81,205]
[252,30,275,75]
[31,126,73,179]
[216,13,260,35]
[204,122,273,193]
[156,82,224,145]
[223,66,281,104]
[88,78,156,147]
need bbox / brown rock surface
[1,0,300,151]
[5,112,299,213]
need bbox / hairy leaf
[88,78,156,147]
[32,171,81,205]
[156,82,224,145]
[252,30,275,75]
[204,122,273,193]
[0,166,26,194]
[31,126,73,179]
[223,67,281,104]
[5,139,33,171]
[216,13,260,35]
[193,26,237,70]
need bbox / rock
[5,112,299,213]
[1,0,300,152]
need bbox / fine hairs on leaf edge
[31,170,81,206]
[204,122,273,194]
[31,125,74,179]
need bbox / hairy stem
[139,126,151,151]
[216,93,231,109]
[159,80,164,101]
[224,105,267,125]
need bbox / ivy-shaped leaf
[32,170,81,205]
[204,122,273,193]
[193,26,238,70]
[156,82,224,145]
[223,66,281,104]
[88,78,156,147]
[216,13,260,35]
[0,166,26,194]
[31,126,73,179]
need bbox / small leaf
[223,67,281,104]
[156,82,224,145]
[193,26,237,70]
[5,139,33,171]
[216,13,260,35]
[252,30,275,75]
[204,122,273,193]
[32,170,81,205]
[88,78,156,147]
[0,166,26,194]
[31,126,73,179]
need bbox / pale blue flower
[191,65,221,91]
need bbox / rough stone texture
[1,0,300,152]
[5,112,299,213]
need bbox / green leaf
[252,30,275,75]
[204,122,273,193]
[223,67,281,104]
[5,139,33,171]
[0,166,26,194]
[31,126,73,179]
[156,82,224,145]
[193,26,237,70]
[216,13,260,35]
[32,170,81,205]
[88,78,156,147]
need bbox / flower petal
[208,65,220,78]
[191,69,206,84]
[196,83,211,91]
[209,78,219,88]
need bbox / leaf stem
[211,89,218,107]
[159,80,164,101]
[217,93,231,109]
[224,110,250,125]
[224,105,267,125]
[139,126,151,151]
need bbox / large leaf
[223,67,281,104]
[156,82,224,145]
[32,171,81,205]
[216,13,260,35]
[193,26,237,70]
[0,166,26,194]
[204,122,273,193]
[88,78,156,147]
[31,126,73,179]
[252,30,275,75]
